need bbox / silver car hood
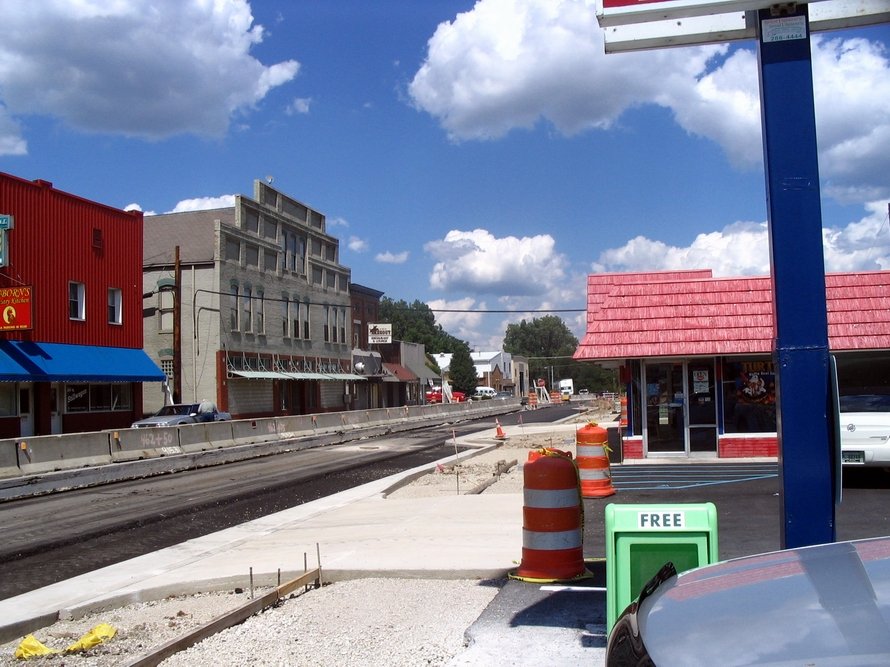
[132,416,190,427]
[639,537,890,666]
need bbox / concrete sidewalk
[0,422,609,664]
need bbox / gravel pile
[0,580,499,667]
[1,413,610,666]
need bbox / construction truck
[558,379,574,402]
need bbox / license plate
[842,451,865,464]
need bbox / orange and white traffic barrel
[528,391,538,409]
[576,422,616,498]
[512,450,586,582]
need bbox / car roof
[637,536,890,665]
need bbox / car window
[839,394,890,412]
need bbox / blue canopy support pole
[756,6,835,548]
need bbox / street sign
[0,214,14,230]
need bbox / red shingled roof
[575,270,890,361]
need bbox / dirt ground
[386,403,615,499]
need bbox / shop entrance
[644,361,717,456]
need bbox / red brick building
[575,269,890,459]
[0,172,164,436]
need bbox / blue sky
[1,1,889,349]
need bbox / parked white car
[473,386,497,399]
[840,393,890,466]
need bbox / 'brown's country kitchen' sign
[0,286,32,331]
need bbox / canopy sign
[598,0,890,51]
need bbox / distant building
[373,340,440,406]
[575,269,890,459]
[432,350,526,398]
[349,283,385,410]
[0,172,164,436]
[471,351,515,392]
[141,179,363,419]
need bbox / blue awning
[0,341,166,382]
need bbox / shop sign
[368,323,392,344]
[0,286,33,331]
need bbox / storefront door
[644,361,718,456]
[645,362,685,454]
[50,386,62,434]
[687,362,718,454]
[19,383,33,437]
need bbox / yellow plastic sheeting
[65,623,117,653]
[13,635,55,659]
[14,623,117,659]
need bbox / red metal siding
[0,173,143,348]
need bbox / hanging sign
[0,286,32,331]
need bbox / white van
[474,386,497,399]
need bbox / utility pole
[173,245,182,404]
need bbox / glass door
[687,362,718,454]
[645,362,685,454]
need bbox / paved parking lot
[584,462,890,561]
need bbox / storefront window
[721,357,777,433]
[66,383,132,412]
[0,384,15,416]
[90,384,112,410]
[66,384,90,412]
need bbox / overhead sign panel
[601,0,890,51]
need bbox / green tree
[448,343,478,396]
[504,315,578,359]
[503,315,616,393]
[378,298,466,353]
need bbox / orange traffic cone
[512,449,586,582]
[576,422,616,498]
[495,418,508,441]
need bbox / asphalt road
[4,401,888,600]
[0,404,575,600]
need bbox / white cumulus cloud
[169,195,237,213]
[287,97,312,115]
[427,297,487,345]
[424,228,567,296]
[0,0,299,151]
[591,203,890,276]
[410,0,890,205]
[348,236,369,252]
[376,250,409,264]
